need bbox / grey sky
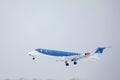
[0,0,120,80]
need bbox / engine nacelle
[85,52,91,55]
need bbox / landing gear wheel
[32,57,35,60]
[65,61,69,66]
[66,63,69,66]
[74,61,77,65]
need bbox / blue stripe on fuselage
[35,48,80,56]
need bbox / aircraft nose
[28,51,38,56]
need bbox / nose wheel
[29,54,35,60]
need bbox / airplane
[28,46,111,66]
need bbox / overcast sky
[0,0,120,80]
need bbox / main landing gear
[32,57,35,60]
[65,61,69,66]
[72,59,77,65]
[65,61,77,66]
[74,61,77,65]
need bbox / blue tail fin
[95,46,112,54]
[95,48,106,54]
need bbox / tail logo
[95,48,106,54]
